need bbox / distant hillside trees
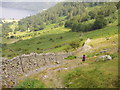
[2,23,12,37]
[88,11,96,19]
[16,2,96,32]
[71,21,93,32]
[116,1,120,9]
[65,20,73,28]
[17,17,45,32]
[97,3,117,17]
[93,15,107,30]
[70,15,107,32]
[11,2,118,33]
[65,2,117,32]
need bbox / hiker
[82,55,86,62]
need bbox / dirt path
[20,59,89,88]
[40,59,89,88]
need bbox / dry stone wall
[1,52,73,88]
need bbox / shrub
[15,78,45,88]
[65,20,73,28]
[65,55,77,60]
[93,15,107,30]
[18,48,22,51]
[64,47,71,52]
[10,36,15,38]
[8,55,12,57]
[69,41,80,49]
[49,38,53,41]
[110,53,118,59]
[80,38,83,41]
[37,41,41,44]
[49,38,54,42]
[2,54,5,57]
[55,45,61,48]
[37,48,39,50]
[59,36,63,39]
[71,22,93,32]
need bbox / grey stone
[97,55,112,61]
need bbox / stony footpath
[25,59,89,88]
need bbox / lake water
[0,7,37,19]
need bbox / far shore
[1,19,20,23]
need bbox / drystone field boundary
[1,52,73,88]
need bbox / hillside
[2,29,118,88]
[2,2,118,59]
[1,1,119,88]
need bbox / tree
[93,15,107,30]
[116,1,120,9]
[65,20,73,28]
[71,22,78,32]
[88,11,96,19]
[81,15,90,22]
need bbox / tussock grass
[65,55,77,60]
[15,78,45,88]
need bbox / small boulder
[98,55,112,61]
[54,61,60,64]
[69,82,73,84]
[54,68,68,72]
[107,55,112,60]
[43,75,48,79]
[25,74,28,77]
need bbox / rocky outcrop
[81,44,92,52]
[1,52,73,88]
[84,38,91,44]
[75,38,92,54]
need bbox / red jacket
[82,56,86,60]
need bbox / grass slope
[62,58,118,88]
[16,33,118,88]
[3,20,118,59]
[62,34,118,88]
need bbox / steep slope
[14,33,118,88]
[2,2,118,59]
